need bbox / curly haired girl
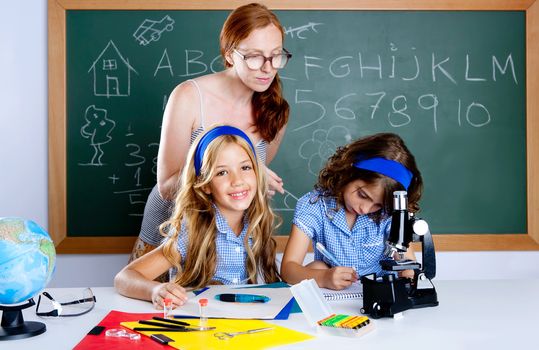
[281,133,423,290]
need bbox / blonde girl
[115,125,279,308]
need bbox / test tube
[163,298,172,319]
[198,298,208,327]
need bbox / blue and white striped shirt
[293,190,391,277]
[176,206,251,285]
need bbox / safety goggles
[36,288,96,317]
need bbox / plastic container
[163,298,172,319]
[198,298,208,327]
[290,279,375,337]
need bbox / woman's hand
[265,166,284,197]
[151,282,188,309]
[322,267,358,290]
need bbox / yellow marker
[343,316,369,329]
[339,315,361,328]
[334,315,354,328]
[352,318,370,329]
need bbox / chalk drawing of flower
[298,125,352,176]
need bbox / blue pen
[215,293,270,303]
[315,242,343,267]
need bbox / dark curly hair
[315,133,423,221]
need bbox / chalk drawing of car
[133,15,175,46]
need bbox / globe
[0,217,56,305]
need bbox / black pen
[152,316,190,326]
[138,320,185,329]
[134,326,215,332]
[133,327,190,332]
[151,334,174,345]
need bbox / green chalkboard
[66,10,526,237]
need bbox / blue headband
[194,125,256,176]
[353,157,413,190]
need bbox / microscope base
[410,287,439,308]
[360,273,438,318]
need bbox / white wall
[2,1,538,288]
[1,1,48,224]
[47,251,539,288]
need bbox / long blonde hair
[161,128,279,289]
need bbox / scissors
[213,327,274,340]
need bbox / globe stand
[0,299,46,341]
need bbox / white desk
[3,279,538,349]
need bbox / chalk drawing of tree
[80,105,116,166]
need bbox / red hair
[220,3,289,142]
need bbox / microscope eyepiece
[393,191,408,210]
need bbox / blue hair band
[353,157,413,190]
[194,125,256,176]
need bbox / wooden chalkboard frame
[49,0,539,253]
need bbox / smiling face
[202,142,257,220]
[341,178,385,220]
[228,24,284,92]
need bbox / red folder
[73,310,168,349]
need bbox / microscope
[360,191,439,318]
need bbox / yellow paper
[121,318,314,350]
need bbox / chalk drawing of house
[88,40,138,97]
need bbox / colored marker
[215,293,270,303]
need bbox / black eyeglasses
[233,48,292,70]
[36,288,96,317]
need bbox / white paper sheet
[173,285,293,319]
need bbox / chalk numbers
[293,89,326,131]
[105,129,159,216]
[293,89,491,133]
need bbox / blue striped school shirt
[293,190,392,277]
[176,206,251,285]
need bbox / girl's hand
[392,250,416,279]
[322,267,358,290]
[151,282,188,309]
[265,166,284,197]
[399,269,415,279]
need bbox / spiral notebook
[319,282,363,301]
